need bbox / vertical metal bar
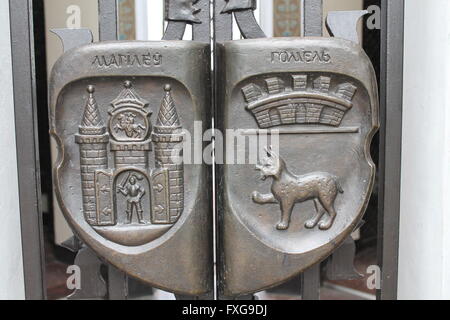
[193,0,211,43]
[214,0,232,300]
[9,0,46,300]
[300,264,321,300]
[163,21,187,40]
[98,0,118,41]
[377,0,404,301]
[108,266,128,300]
[303,0,323,36]
[98,0,129,300]
[299,0,323,300]
[214,0,233,42]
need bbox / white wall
[399,0,450,300]
[0,0,25,300]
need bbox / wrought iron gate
[10,0,403,300]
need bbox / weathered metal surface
[165,0,201,23]
[49,41,212,296]
[192,0,212,43]
[162,0,193,41]
[303,0,323,37]
[218,37,379,296]
[163,0,211,42]
[219,0,265,39]
[221,0,256,13]
[214,0,233,42]
[163,21,188,41]
[300,264,321,300]
[98,0,118,41]
[234,10,266,39]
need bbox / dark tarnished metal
[9,0,46,300]
[377,0,404,300]
[163,0,211,42]
[68,247,107,300]
[192,0,212,43]
[48,0,382,300]
[218,36,379,296]
[214,0,233,42]
[300,264,321,300]
[221,0,256,13]
[325,236,362,281]
[98,0,118,41]
[303,0,323,37]
[218,0,265,39]
[49,0,213,298]
[234,10,266,39]
[49,40,212,296]
[165,0,201,23]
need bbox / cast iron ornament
[49,40,212,296]
[218,37,379,296]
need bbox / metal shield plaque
[218,38,379,296]
[49,41,212,295]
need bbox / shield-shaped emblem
[217,38,379,296]
[49,41,212,296]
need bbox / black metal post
[9,0,46,300]
[377,0,404,300]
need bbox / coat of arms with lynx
[252,147,344,231]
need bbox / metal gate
[10,0,403,300]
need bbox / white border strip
[0,0,25,300]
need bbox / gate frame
[12,0,404,300]
[376,0,404,300]
[10,0,46,300]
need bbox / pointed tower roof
[79,85,106,136]
[81,85,104,127]
[155,85,181,128]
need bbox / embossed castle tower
[75,86,110,225]
[242,75,357,128]
[152,85,184,223]
[75,82,185,233]
[109,81,152,170]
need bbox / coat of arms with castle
[75,81,184,246]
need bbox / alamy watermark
[165,121,281,166]
[66,265,81,290]
[366,265,381,290]
[66,5,81,29]
[366,5,381,30]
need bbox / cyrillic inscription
[92,53,162,68]
[271,50,331,64]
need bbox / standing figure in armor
[117,174,146,224]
